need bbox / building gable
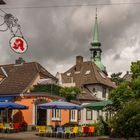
[0,62,57,95]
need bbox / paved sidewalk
[0,131,108,140]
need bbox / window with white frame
[70,110,77,122]
[86,109,92,120]
[52,109,60,121]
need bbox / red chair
[83,126,89,136]
[13,123,20,132]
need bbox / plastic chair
[46,126,53,137]
[13,123,20,132]
[37,125,46,136]
[3,123,14,133]
[64,127,73,138]
[78,126,83,136]
[0,123,4,132]
[72,126,79,137]
[83,126,89,136]
[55,126,65,138]
[89,126,95,136]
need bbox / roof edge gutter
[1,67,8,77]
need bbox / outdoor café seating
[0,122,28,133]
[36,125,95,138]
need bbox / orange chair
[89,126,95,136]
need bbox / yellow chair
[0,123,4,128]
[72,126,79,137]
[0,123,4,132]
[36,125,46,136]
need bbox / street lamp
[0,0,6,5]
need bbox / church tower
[90,8,106,72]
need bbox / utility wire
[0,8,7,13]
[0,1,140,9]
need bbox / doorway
[34,99,47,125]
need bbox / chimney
[76,56,83,66]
[15,57,25,64]
[127,71,129,74]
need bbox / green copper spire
[92,8,100,45]
[90,8,106,72]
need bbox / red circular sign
[9,36,28,54]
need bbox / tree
[109,60,140,139]
[131,76,140,98]
[131,61,140,79]
[111,100,140,139]
[31,84,62,96]
[59,87,81,102]
[110,72,124,86]
[109,82,135,110]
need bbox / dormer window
[75,71,80,74]
[85,70,91,75]
[66,73,71,76]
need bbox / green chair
[46,126,53,137]
[3,123,14,133]
[64,127,73,138]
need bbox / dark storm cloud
[0,0,140,74]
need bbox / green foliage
[131,76,140,98]
[91,118,111,136]
[111,100,140,139]
[109,82,135,110]
[91,121,104,136]
[110,72,124,86]
[109,61,140,138]
[31,84,62,96]
[59,86,81,102]
[131,61,140,79]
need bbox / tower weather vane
[0,9,28,54]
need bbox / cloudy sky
[0,0,140,76]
